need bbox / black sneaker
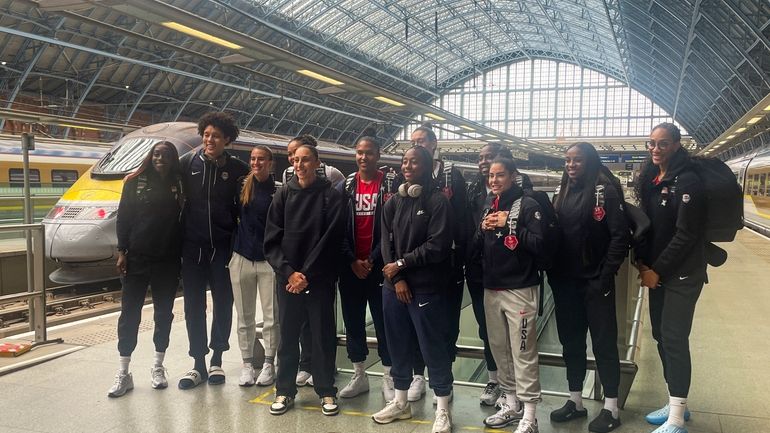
[588,409,621,433]
[550,400,588,422]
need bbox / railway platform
[0,229,768,433]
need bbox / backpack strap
[136,173,148,198]
[180,151,194,175]
[595,184,606,208]
[344,172,357,197]
[442,162,453,191]
[505,196,523,235]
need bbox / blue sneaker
[651,423,688,433]
[645,405,691,425]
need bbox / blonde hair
[240,145,273,205]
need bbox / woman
[264,144,344,416]
[229,146,279,387]
[478,158,545,433]
[337,133,394,400]
[108,141,183,398]
[548,142,629,432]
[635,123,705,433]
[372,145,454,433]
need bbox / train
[727,148,770,237]
[41,121,560,284]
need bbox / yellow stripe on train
[60,169,123,202]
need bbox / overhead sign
[621,154,648,163]
[600,154,620,163]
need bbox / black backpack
[680,157,743,242]
[517,176,561,271]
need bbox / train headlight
[79,206,119,220]
[45,206,66,219]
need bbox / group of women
[109,113,706,433]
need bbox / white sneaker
[150,366,168,389]
[480,381,502,406]
[256,364,275,386]
[495,391,507,409]
[239,363,256,387]
[432,408,452,433]
[372,400,412,424]
[340,372,369,398]
[432,389,454,405]
[514,418,539,433]
[107,371,134,398]
[295,370,312,386]
[382,373,395,401]
[484,403,524,429]
[307,374,314,386]
[407,375,427,401]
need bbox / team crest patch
[504,234,519,251]
[593,206,606,221]
[682,193,691,203]
[221,171,229,181]
[534,211,542,220]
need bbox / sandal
[178,369,206,390]
[208,365,226,385]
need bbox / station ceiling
[0,0,768,158]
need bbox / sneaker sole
[551,411,588,422]
[480,399,498,406]
[372,413,412,424]
[152,382,168,390]
[107,388,133,398]
[256,380,275,386]
[269,405,293,415]
[483,418,520,429]
[239,381,255,387]
[322,408,340,416]
[646,411,691,425]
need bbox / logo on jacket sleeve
[221,171,229,181]
[534,211,542,220]
[682,193,691,203]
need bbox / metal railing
[0,223,47,342]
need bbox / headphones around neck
[398,182,423,198]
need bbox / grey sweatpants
[229,253,280,360]
[484,286,542,403]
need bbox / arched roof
[0,0,768,153]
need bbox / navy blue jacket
[233,175,276,262]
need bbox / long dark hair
[554,142,624,220]
[125,141,181,182]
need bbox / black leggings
[649,277,703,398]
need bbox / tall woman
[372,145,454,433]
[264,144,344,416]
[548,142,629,432]
[636,123,705,433]
[229,146,279,387]
[108,141,183,397]
[479,158,545,433]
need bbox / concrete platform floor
[1,230,769,433]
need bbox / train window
[93,137,157,174]
[9,168,41,188]
[761,173,767,196]
[52,169,79,187]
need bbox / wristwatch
[396,259,405,269]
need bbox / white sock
[383,365,391,376]
[506,392,520,411]
[604,397,619,418]
[395,389,408,406]
[436,395,450,411]
[153,351,165,368]
[119,356,131,373]
[523,402,537,423]
[243,361,253,368]
[488,370,498,383]
[353,361,365,375]
[570,391,584,410]
[667,397,687,427]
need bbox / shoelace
[483,382,497,394]
[152,368,165,380]
[435,409,450,426]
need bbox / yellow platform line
[248,390,511,432]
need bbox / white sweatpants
[229,253,279,360]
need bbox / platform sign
[621,154,648,163]
[600,154,620,163]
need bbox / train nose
[45,220,117,262]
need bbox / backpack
[593,184,650,247]
[519,179,561,272]
[679,157,743,242]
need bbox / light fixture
[424,112,446,121]
[519,143,528,147]
[719,140,727,144]
[504,139,513,143]
[1,61,6,65]
[735,127,746,133]
[747,116,763,125]
[296,69,344,86]
[459,125,475,131]
[58,123,100,131]
[484,133,497,138]
[726,134,736,139]
[125,85,130,89]
[764,103,770,111]
[161,21,243,50]
[374,96,405,107]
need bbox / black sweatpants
[383,288,453,397]
[649,276,703,398]
[550,275,621,398]
[181,246,233,359]
[466,265,497,372]
[299,322,312,372]
[117,255,179,357]
[338,268,391,366]
[275,281,338,398]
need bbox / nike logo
[418,302,429,307]
[679,276,689,280]
[192,171,201,175]
[416,210,425,215]
[603,291,611,297]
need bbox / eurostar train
[41,121,560,284]
[727,148,770,237]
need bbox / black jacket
[478,185,545,290]
[264,176,344,286]
[181,149,250,250]
[636,148,707,282]
[381,190,452,293]
[434,162,469,264]
[116,170,183,259]
[233,175,276,262]
[337,171,393,267]
[551,179,629,280]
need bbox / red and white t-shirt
[354,171,384,260]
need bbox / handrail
[0,223,47,342]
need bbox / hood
[287,175,331,191]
